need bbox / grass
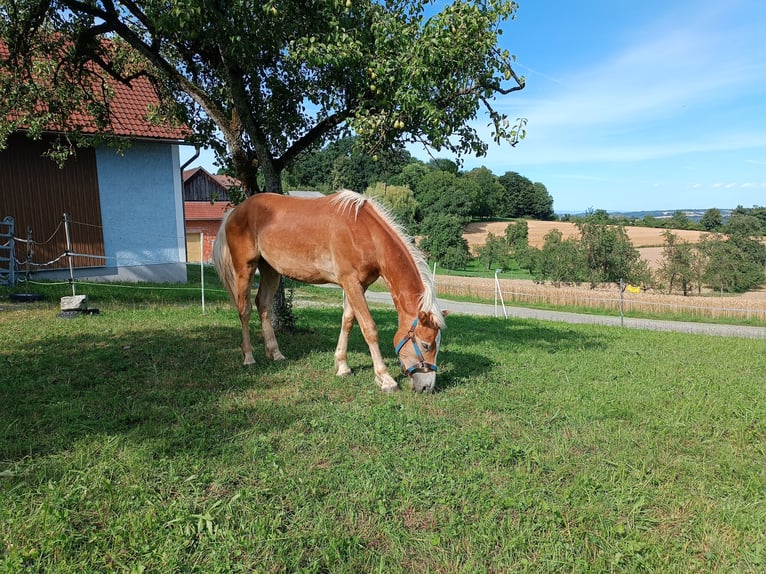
[1,282,766,572]
[431,258,533,280]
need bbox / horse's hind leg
[333,294,355,377]
[255,261,286,361]
[233,263,257,366]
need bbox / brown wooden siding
[0,133,105,270]
[184,173,233,202]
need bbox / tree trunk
[257,157,296,331]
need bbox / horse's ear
[418,310,446,328]
[442,310,450,317]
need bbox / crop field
[463,221,710,271]
[464,220,708,250]
[435,276,766,323]
[1,284,765,572]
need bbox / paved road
[363,290,766,340]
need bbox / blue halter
[395,318,438,375]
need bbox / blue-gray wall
[90,141,187,282]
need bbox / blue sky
[181,0,766,213]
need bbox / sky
[180,0,766,214]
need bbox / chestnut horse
[213,190,446,392]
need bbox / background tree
[476,232,508,270]
[699,236,761,294]
[576,218,646,287]
[668,210,694,230]
[330,144,411,192]
[498,171,555,219]
[1,0,526,193]
[462,166,505,219]
[731,205,766,232]
[538,229,583,286]
[414,168,474,224]
[504,219,528,253]
[699,207,724,232]
[419,214,470,269]
[365,182,418,230]
[659,231,697,295]
[530,182,555,220]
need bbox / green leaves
[1,0,525,190]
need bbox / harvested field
[464,220,708,248]
[464,221,709,270]
[434,275,766,322]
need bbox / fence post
[619,279,625,327]
[62,213,76,296]
[200,231,205,314]
[0,216,15,286]
[494,269,508,319]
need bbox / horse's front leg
[255,263,286,361]
[334,294,355,377]
[342,286,398,392]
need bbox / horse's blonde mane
[331,190,445,328]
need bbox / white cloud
[482,3,766,168]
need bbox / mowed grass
[1,289,765,572]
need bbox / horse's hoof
[380,383,400,393]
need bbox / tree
[530,182,555,220]
[330,144,411,192]
[414,169,474,223]
[498,171,554,219]
[538,229,583,286]
[504,219,528,244]
[462,166,505,219]
[476,232,508,270]
[1,0,526,194]
[419,214,470,269]
[700,236,763,294]
[699,208,723,232]
[365,181,418,230]
[668,210,693,230]
[576,218,646,287]
[659,231,697,295]
[725,214,766,270]
[2,0,525,329]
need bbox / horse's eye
[421,342,432,351]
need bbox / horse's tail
[213,210,237,305]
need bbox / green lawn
[1,287,765,572]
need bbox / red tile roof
[1,41,188,141]
[185,201,233,220]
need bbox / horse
[212,190,446,393]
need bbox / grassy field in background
[1,282,765,572]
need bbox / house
[0,45,190,283]
[181,166,325,263]
[182,167,239,262]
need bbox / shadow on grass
[0,308,347,462]
[0,304,606,463]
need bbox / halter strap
[395,318,438,374]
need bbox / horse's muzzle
[409,370,436,393]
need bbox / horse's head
[395,310,446,393]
